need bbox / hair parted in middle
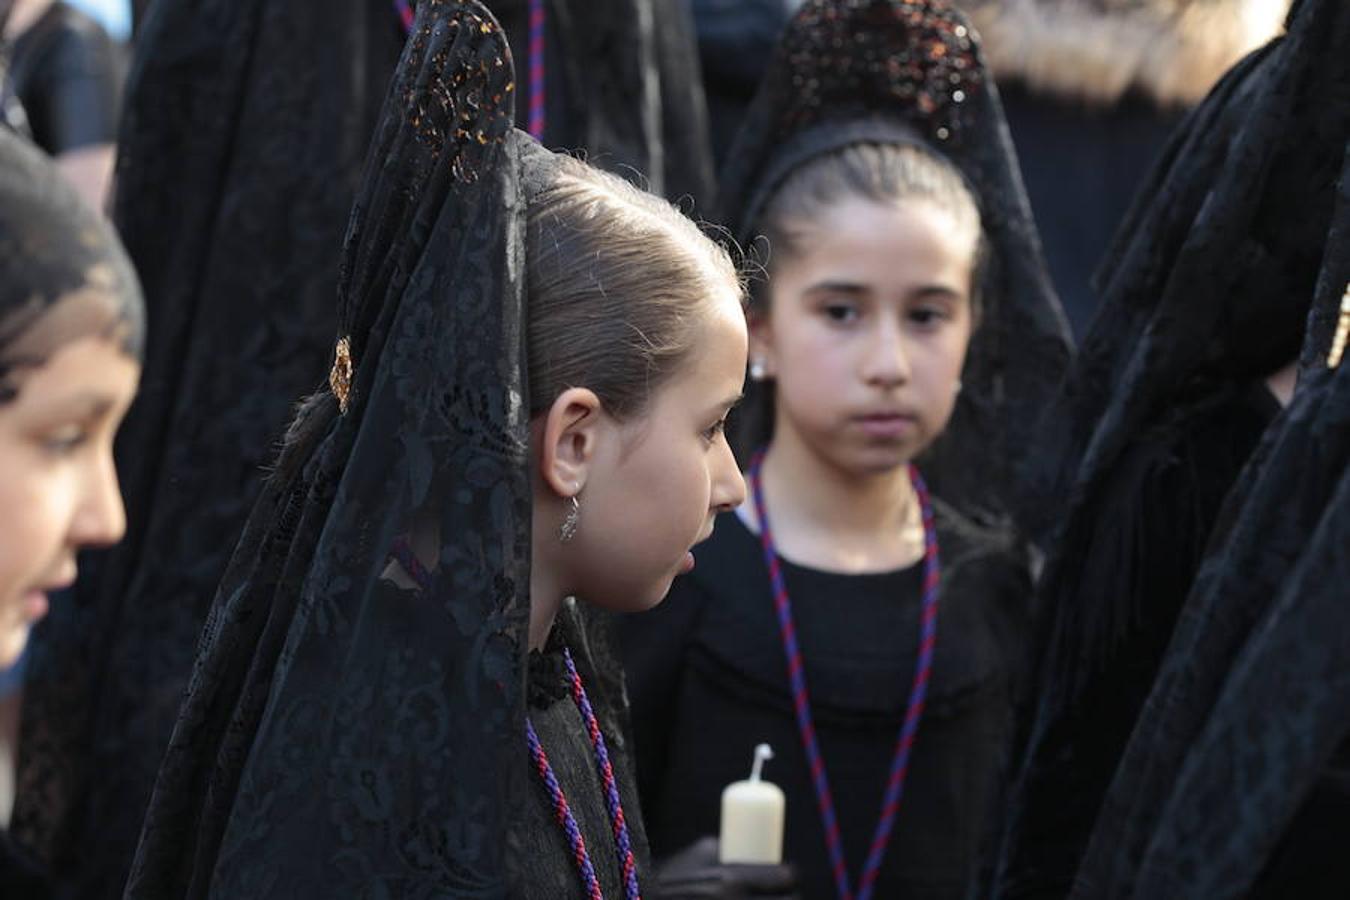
[752,140,987,318]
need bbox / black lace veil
[123,3,538,896]
[718,0,1072,529]
[0,128,143,402]
[1070,135,1350,899]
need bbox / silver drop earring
[559,496,581,543]
[749,358,767,382]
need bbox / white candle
[719,743,786,865]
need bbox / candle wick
[750,743,774,782]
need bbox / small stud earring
[559,496,581,543]
[749,358,768,382]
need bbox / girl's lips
[23,590,50,621]
[853,413,917,439]
[679,551,696,574]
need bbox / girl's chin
[835,444,919,475]
[583,577,678,616]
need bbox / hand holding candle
[719,743,786,865]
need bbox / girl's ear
[747,304,777,380]
[539,387,604,499]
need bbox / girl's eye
[43,427,90,456]
[703,417,728,443]
[823,303,859,324]
[908,305,949,327]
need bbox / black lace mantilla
[123,4,538,896]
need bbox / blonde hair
[527,156,741,419]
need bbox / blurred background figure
[994,0,1348,894]
[61,0,127,39]
[1,0,124,211]
[0,0,126,837]
[0,125,144,897]
[965,0,1289,336]
[488,0,716,210]
[9,3,406,895]
[688,0,793,167]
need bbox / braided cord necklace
[394,0,548,140]
[527,649,642,900]
[389,539,640,898]
[392,0,414,33]
[748,450,940,900]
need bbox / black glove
[654,836,800,899]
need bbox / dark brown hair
[753,141,985,315]
[526,155,741,419]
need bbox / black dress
[7,1,121,155]
[0,830,49,899]
[621,504,1032,899]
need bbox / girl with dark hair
[124,3,748,897]
[620,2,1071,897]
[0,127,143,894]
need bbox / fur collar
[965,0,1290,107]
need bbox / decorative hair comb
[1329,281,1350,368]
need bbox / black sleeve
[615,575,706,831]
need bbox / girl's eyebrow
[911,285,962,299]
[804,280,868,296]
[710,392,744,415]
[39,393,116,419]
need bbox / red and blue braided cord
[526,0,547,138]
[393,0,414,33]
[527,718,605,900]
[564,649,642,899]
[749,451,940,900]
[394,0,546,141]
